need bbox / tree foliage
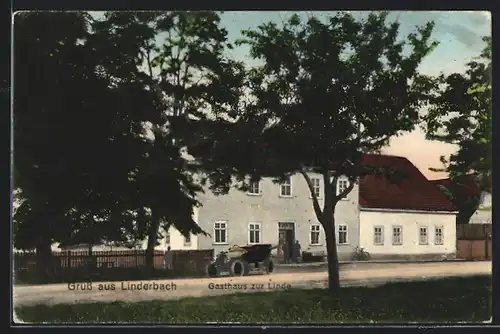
[13,12,120,251]
[197,12,438,290]
[88,11,246,265]
[425,36,491,191]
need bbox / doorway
[278,222,295,263]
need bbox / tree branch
[299,165,323,220]
[360,135,391,148]
[334,180,354,202]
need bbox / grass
[15,275,491,324]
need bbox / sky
[217,11,491,180]
[89,11,491,180]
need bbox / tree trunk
[145,209,160,269]
[321,172,341,292]
[299,168,343,291]
[322,218,341,291]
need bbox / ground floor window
[374,226,384,245]
[310,225,321,245]
[249,223,261,244]
[434,226,444,245]
[213,221,228,244]
[419,226,428,245]
[184,234,191,246]
[338,224,348,244]
[392,226,403,245]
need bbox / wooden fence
[14,249,214,278]
[456,224,492,260]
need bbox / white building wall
[161,206,199,250]
[469,191,491,224]
[480,192,492,208]
[469,210,492,224]
[359,210,456,258]
[46,207,200,252]
[194,172,360,259]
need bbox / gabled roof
[430,175,481,201]
[359,154,456,212]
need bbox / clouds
[433,11,490,48]
[378,11,490,49]
[463,11,491,25]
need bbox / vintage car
[206,244,277,277]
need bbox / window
[336,177,349,198]
[419,226,428,245]
[248,223,261,244]
[184,234,191,245]
[338,225,348,244]
[280,176,292,197]
[214,221,228,244]
[392,226,403,245]
[311,178,321,198]
[434,226,444,245]
[374,226,384,245]
[310,225,321,245]
[165,232,171,245]
[248,181,260,195]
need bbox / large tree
[424,36,491,218]
[14,12,92,270]
[13,12,147,266]
[89,11,245,266]
[198,12,438,290]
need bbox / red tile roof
[359,154,457,212]
[430,175,481,201]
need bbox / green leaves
[424,36,491,192]
[217,12,438,182]
[13,11,244,251]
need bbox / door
[278,222,295,262]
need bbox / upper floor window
[280,176,292,197]
[311,178,321,198]
[248,181,261,195]
[336,177,349,198]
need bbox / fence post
[484,224,489,260]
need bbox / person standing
[164,246,173,270]
[282,241,290,264]
[293,240,301,263]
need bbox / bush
[15,275,491,323]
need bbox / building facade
[191,172,360,261]
[358,155,458,260]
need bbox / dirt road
[13,261,491,307]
